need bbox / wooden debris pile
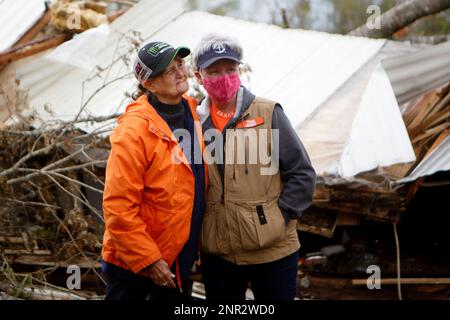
[0,112,116,298]
[0,3,143,296]
[50,0,108,33]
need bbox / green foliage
[326,0,376,34]
[209,0,239,16]
[409,10,450,35]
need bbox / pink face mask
[202,73,241,104]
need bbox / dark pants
[201,251,299,301]
[104,271,191,301]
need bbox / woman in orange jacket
[101,41,206,300]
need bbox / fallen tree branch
[0,197,61,209]
[16,168,104,194]
[348,0,450,38]
[0,34,71,65]
[6,143,96,185]
[43,172,103,221]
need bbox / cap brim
[150,46,191,78]
[166,46,191,67]
[174,46,191,58]
[199,56,241,69]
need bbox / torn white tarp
[337,63,416,177]
[46,24,110,71]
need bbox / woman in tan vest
[192,33,316,300]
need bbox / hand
[146,259,176,288]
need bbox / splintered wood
[405,84,450,160]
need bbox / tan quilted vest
[201,97,300,264]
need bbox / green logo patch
[147,43,171,56]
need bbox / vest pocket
[236,199,286,250]
[201,202,231,255]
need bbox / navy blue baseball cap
[197,43,242,69]
[133,41,190,83]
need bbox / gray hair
[191,33,243,70]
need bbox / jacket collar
[119,95,197,143]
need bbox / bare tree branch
[42,172,103,221]
[0,197,61,209]
[349,0,450,38]
[16,168,104,194]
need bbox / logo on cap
[147,42,171,56]
[213,43,226,54]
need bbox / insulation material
[50,0,108,33]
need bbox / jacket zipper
[218,113,250,204]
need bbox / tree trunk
[348,0,450,38]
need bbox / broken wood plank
[9,254,101,269]
[22,287,87,300]
[412,122,450,144]
[299,274,450,300]
[420,108,450,132]
[13,9,52,47]
[0,236,25,244]
[408,95,441,132]
[352,278,450,285]
[107,8,130,23]
[403,91,439,128]
[104,0,135,5]
[336,212,361,226]
[0,34,71,65]
[3,249,51,255]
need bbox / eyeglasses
[162,60,186,78]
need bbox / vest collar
[197,86,256,125]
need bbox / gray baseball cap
[197,43,242,69]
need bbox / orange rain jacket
[102,95,206,278]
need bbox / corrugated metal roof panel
[0,0,46,52]
[396,134,450,184]
[383,41,450,105]
[15,7,385,133]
